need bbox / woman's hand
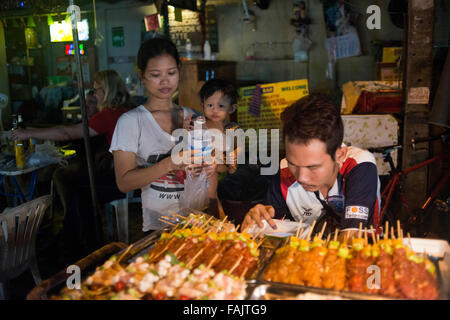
[11,129,30,141]
[202,160,217,178]
[183,115,194,131]
[169,148,203,172]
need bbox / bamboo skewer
[198,216,214,231]
[215,215,228,233]
[229,256,244,274]
[158,218,176,226]
[207,253,221,269]
[118,244,133,263]
[256,237,265,249]
[325,233,331,246]
[182,217,194,229]
[240,267,249,279]
[306,220,317,242]
[319,221,327,239]
[334,228,339,242]
[390,226,396,240]
[364,227,368,246]
[173,243,187,257]
[252,228,264,241]
[167,210,186,219]
[397,220,402,240]
[407,232,413,249]
[385,221,389,239]
[186,248,205,268]
[358,222,363,239]
[376,234,380,242]
[152,241,176,262]
[370,225,377,244]
[296,219,303,238]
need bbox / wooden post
[402,0,435,211]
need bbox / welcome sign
[237,79,309,131]
[237,79,309,152]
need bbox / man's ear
[228,104,237,114]
[335,145,347,165]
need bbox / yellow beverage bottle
[14,140,26,168]
[29,138,35,154]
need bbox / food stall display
[34,213,446,301]
[50,213,273,300]
[262,222,440,300]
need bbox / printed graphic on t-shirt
[345,205,369,220]
[301,207,313,216]
[150,171,185,193]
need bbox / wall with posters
[95,1,157,81]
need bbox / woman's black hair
[137,37,180,71]
[199,79,239,106]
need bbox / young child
[186,79,240,175]
[183,79,241,219]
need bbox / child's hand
[183,115,194,131]
[226,149,238,174]
[202,159,217,178]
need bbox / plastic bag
[27,142,68,167]
[180,169,209,211]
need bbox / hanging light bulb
[47,14,54,26]
[26,16,36,27]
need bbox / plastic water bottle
[188,116,212,165]
[181,116,212,210]
[185,38,192,59]
[203,40,211,60]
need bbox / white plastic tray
[403,237,450,259]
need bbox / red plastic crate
[353,90,403,114]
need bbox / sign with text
[237,79,309,149]
[169,6,219,55]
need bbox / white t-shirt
[109,105,194,231]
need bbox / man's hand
[242,204,277,232]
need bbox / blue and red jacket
[265,146,381,231]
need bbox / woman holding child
[111,37,238,233]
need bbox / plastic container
[203,40,211,60]
[187,116,212,163]
[185,38,192,59]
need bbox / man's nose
[296,167,310,184]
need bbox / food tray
[27,242,128,300]
[403,238,450,259]
[27,226,283,300]
[115,229,284,281]
[248,282,390,300]
[256,240,448,300]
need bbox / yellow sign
[237,79,309,131]
[382,47,402,63]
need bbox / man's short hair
[281,95,344,160]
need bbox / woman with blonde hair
[12,69,132,145]
[12,69,134,263]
